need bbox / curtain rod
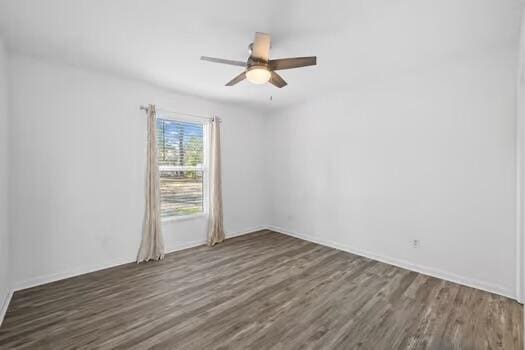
[139,105,219,122]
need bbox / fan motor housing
[247,61,269,72]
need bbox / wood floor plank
[0,230,522,349]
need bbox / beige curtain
[208,117,225,246]
[137,104,165,262]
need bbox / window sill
[162,213,207,223]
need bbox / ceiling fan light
[246,67,271,84]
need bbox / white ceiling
[0,0,522,109]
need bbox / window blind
[156,118,205,218]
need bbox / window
[156,117,207,218]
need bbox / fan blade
[201,56,246,67]
[269,72,287,88]
[225,71,246,86]
[269,56,317,70]
[251,32,271,61]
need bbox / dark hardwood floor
[0,230,522,349]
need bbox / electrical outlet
[412,240,420,248]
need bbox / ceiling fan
[201,32,317,88]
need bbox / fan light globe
[246,67,271,84]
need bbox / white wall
[267,49,518,298]
[0,38,11,320]
[8,54,268,289]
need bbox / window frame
[156,112,210,222]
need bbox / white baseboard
[13,227,263,293]
[226,226,268,239]
[0,289,13,327]
[13,255,136,292]
[267,225,516,300]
